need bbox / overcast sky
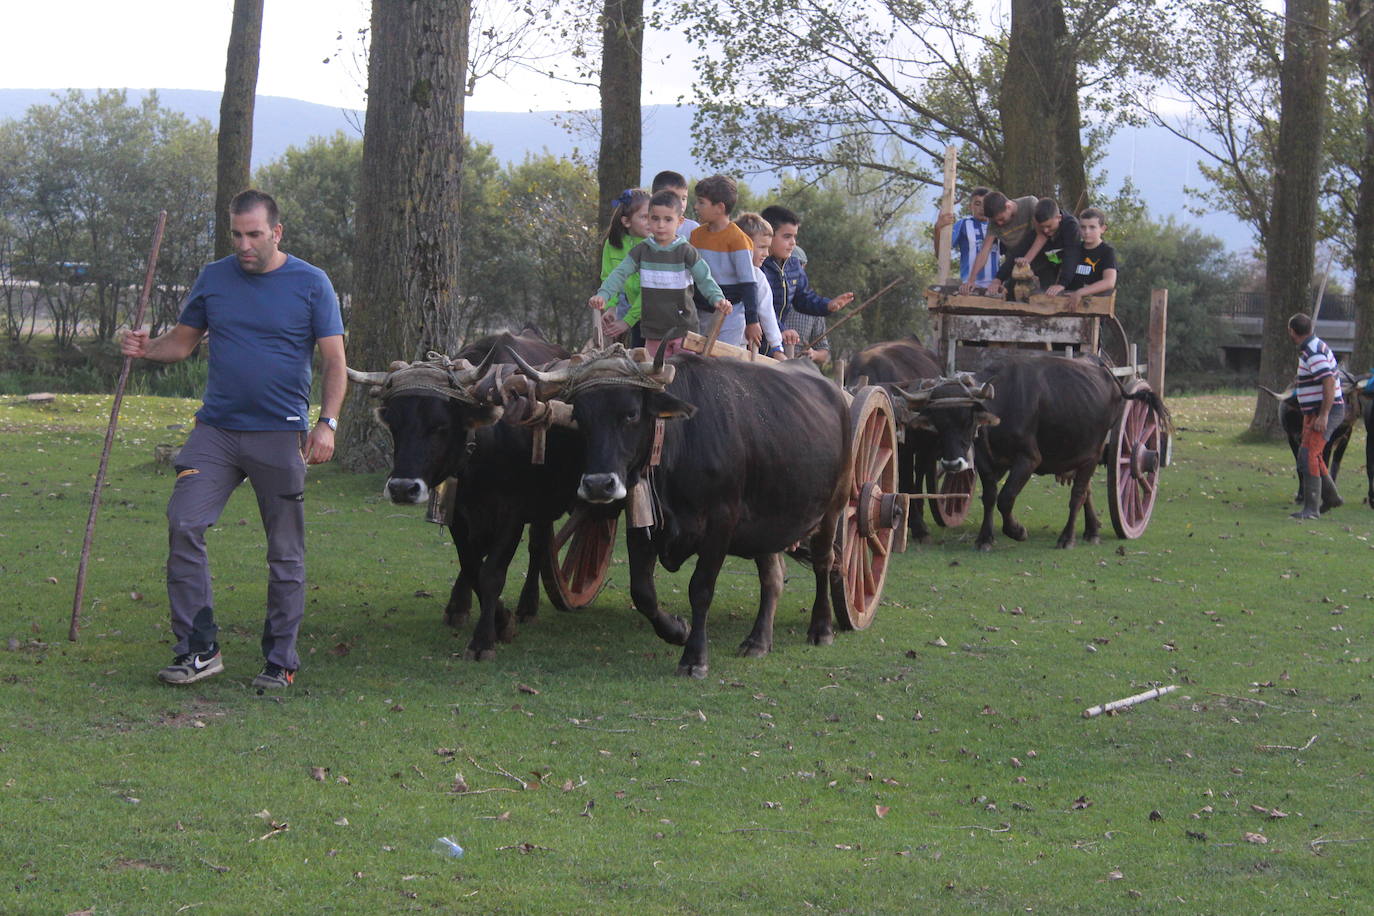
[5,0,698,112]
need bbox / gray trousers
[167,424,307,669]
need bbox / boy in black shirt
[1016,198,1083,294]
[1066,207,1118,305]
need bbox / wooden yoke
[935,145,958,286]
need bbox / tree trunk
[1249,0,1329,438]
[597,0,645,230]
[1349,0,1374,373]
[338,0,470,472]
[214,0,263,260]
[1000,0,1084,203]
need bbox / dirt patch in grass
[108,858,174,872]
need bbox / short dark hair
[230,188,280,226]
[1288,313,1313,336]
[694,174,738,212]
[651,170,688,193]
[648,189,683,213]
[760,205,800,231]
[969,186,991,201]
[982,192,1009,219]
[1032,198,1060,223]
[1078,206,1107,225]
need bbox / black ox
[510,347,852,678]
[348,328,586,659]
[957,355,1170,550]
[849,336,998,542]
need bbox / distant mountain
[0,88,1254,255]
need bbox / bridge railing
[1226,291,1355,322]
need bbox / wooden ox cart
[924,281,1171,539]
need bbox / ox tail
[1125,387,1173,434]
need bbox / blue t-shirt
[178,254,345,431]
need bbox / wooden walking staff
[935,145,958,286]
[802,276,905,351]
[69,210,168,641]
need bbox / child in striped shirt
[591,190,731,358]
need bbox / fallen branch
[725,827,814,835]
[1083,684,1179,718]
[467,755,528,790]
[1309,835,1368,854]
[1256,735,1318,752]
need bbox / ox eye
[621,410,640,426]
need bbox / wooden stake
[70,210,168,641]
[1083,684,1178,718]
[703,307,728,356]
[803,277,905,351]
[936,145,958,286]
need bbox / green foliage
[760,176,934,351]
[255,132,364,301]
[1103,186,1247,372]
[0,90,216,342]
[4,393,1374,912]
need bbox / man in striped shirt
[1287,312,1345,518]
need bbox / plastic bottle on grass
[433,837,465,858]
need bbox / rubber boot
[1291,473,1321,519]
[1320,473,1343,511]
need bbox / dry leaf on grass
[1244,832,1268,844]
[516,683,540,695]
[875,806,890,818]
[309,766,328,782]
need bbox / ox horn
[1257,384,1294,402]
[892,384,935,406]
[346,367,390,386]
[506,346,577,391]
[975,381,995,400]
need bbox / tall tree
[214,0,264,260]
[596,0,644,229]
[1250,0,1329,437]
[1000,0,1087,203]
[1344,0,1374,371]
[338,0,471,471]
[672,0,1160,210]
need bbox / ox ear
[975,405,1000,427]
[647,389,697,421]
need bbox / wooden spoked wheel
[831,386,901,630]
[928,466,975,527]
[542,505,618,610]
[1106,382,1163,539]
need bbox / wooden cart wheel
[928,466,975,527]
[542,505,618,610]
[830,386,901,630]
[1107,382,1163,539]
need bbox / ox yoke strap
[382,382,477,404]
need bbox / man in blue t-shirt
[933,186,1000,286]
[121,189,346,690]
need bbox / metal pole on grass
[69,210,167,641]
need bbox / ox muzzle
[578,472,627,504]
[386,477,429,504]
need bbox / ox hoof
[676,663,709,679]
[807,630,835,647]
[738,639,771,659]
[1085,534,1101,545]
[516,604,540,623]
[913,532,932,546]
[975,540,994,552]
[444,608,470,628]
[463,647,497,661]
[663,615,690,646]
[1004,524,1028,542]
[1056,539,1076,550]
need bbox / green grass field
[2,392,1371,914]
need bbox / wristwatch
[318,417,338,431]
